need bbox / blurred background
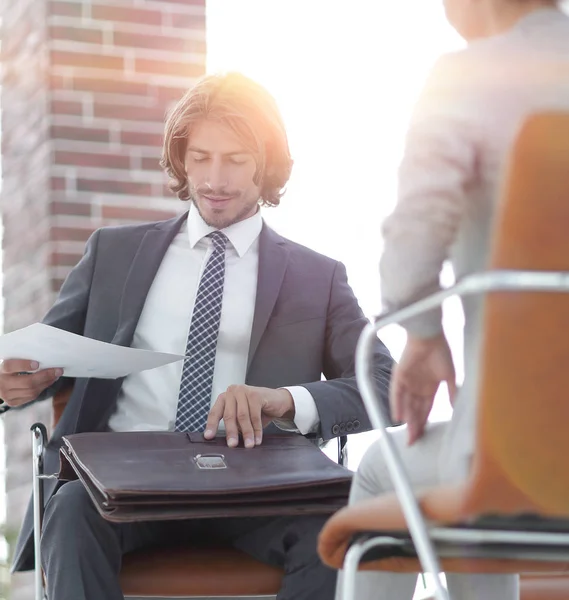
[1,1,565,598]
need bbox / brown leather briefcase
[58,431,353,523]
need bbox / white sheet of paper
[0,323,186,379]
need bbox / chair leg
[31,423,48,600]
[342,536,407,600]
[355,324,449,600]
[342,538,370,600]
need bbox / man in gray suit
[0,72,394,600]
[342,1,569,599]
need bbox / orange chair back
[465,112,569,517]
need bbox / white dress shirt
[108,204,319,434]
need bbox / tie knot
[208,231,228,252]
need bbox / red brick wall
[0,1,206,596]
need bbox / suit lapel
[111,212,188,346]
[247,224,290,372]
[77,212,188,433]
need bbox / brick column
[0,1,206,596]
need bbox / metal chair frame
[350,269,569,600]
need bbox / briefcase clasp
[194,453,228,469]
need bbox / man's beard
[189,187,257,230]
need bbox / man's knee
[275,515,328,553]
[41,479,122,566]
[43,480,98,538]
[295,515,329,545]
[40,481,95,565]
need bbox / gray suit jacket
[379,7,569,478]
[12,211,393,571]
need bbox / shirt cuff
[400,307,444,339]
[272,386,320,435]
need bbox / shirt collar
[187,203,263,258]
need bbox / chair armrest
[371,269,569,339]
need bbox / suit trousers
[335,422,520,600]
[41,479,336,600]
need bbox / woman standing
[341,2,569,599]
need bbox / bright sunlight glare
[206,0,466,468]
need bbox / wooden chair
[423,575,569,600]
[520,574,569,600]
[317,112,569,600]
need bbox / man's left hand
[204,385,295,449]
[390,334,457,446]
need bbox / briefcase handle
[187,431,348,466]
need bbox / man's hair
[161,72,293,207]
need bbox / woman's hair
[161,72,293,207]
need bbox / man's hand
[390,334,457,446]
[0,359,63,408]
[204,385,295,449]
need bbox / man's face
[184,119,261,229]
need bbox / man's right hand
[0,360,63,407]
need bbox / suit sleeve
[41,228,100,334]
[7,229,101,409]
[301,261,394,441]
